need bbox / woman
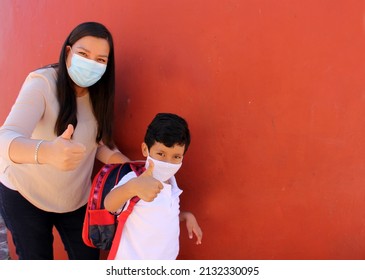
[0,22,129,259]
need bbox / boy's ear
[141,142,148,157]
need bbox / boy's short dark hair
[144,113,191,154]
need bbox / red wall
[1,0,365,260]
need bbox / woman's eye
[97,58,107,63]
[78,52,87,57]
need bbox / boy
[104,113,202,260]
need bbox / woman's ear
[65,46,72,67]
[141,142,148,157]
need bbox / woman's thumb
[61,124,74,140]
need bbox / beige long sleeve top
[0,67,118,213]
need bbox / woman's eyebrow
[74,46,89,52]
[75,46,108,57]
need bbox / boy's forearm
[104,179,138,212]
[104,169,164,212]
[179,211,192,222]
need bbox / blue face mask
[67,52,107,87]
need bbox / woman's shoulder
[30,66,57,81]
[22,66,58,95]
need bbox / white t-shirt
[113,171,182,260]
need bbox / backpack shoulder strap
[130,160,146,176]
[107,161,145,260]
[107,196,140,260]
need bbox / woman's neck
[75,86,88,97]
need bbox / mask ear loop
[145,151,152,169]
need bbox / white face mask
[145,155,182,183]
[67,52,107,87]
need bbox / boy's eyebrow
[156,148,183,156]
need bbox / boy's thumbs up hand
[47,124,86,171]
[134,159,163,202]
[142,159,155,177]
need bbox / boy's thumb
[61,124,74,140]
[145,159,154,175]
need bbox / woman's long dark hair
[55,22,116,148]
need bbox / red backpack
[82,161,145,259]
